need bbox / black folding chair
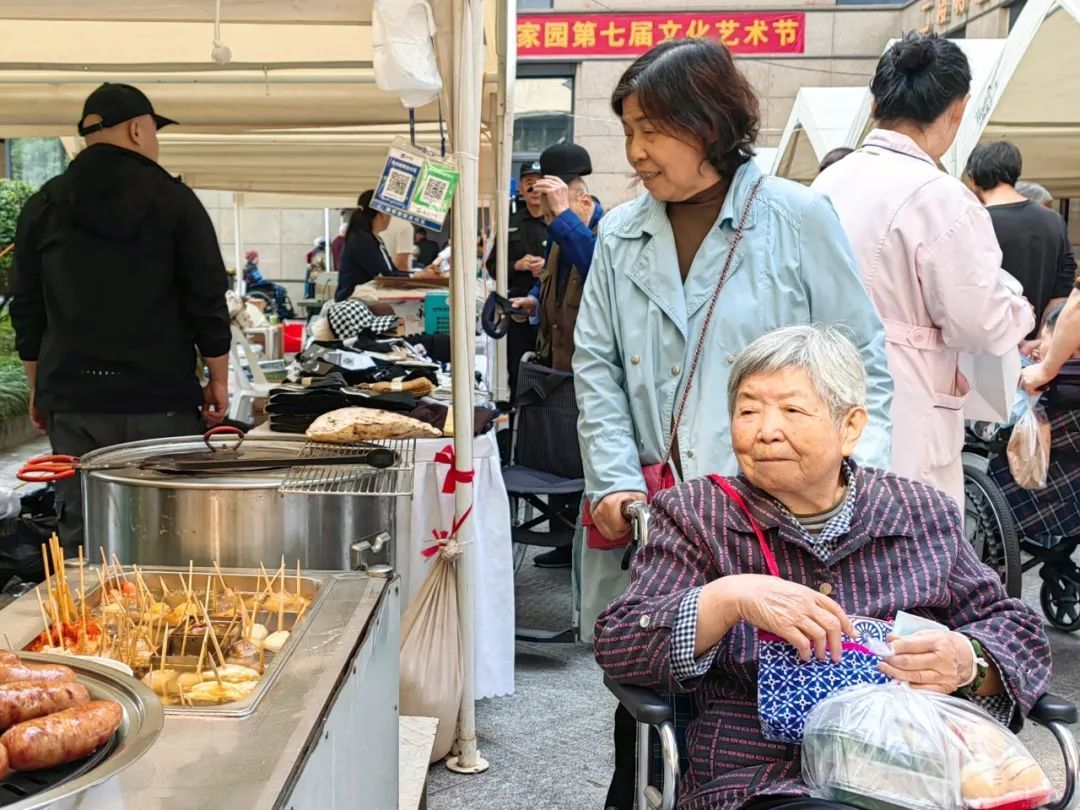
[501,358,584,644]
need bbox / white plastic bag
[803,682,1052,810]
[398,541,463,762]
[1007,394,1050,490]
[0,489,19,521]
[373,0,443,109]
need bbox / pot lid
[80,434,311,489]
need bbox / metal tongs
[620,500,652,571]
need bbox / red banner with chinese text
[517,13,806,59]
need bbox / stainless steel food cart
[0,567,400,810]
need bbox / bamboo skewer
[78,547,88,654]
[277,567,285,633]
[41,544,62,631]
[34,587,55,649]
[296,560,301,598]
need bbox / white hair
[1015,181,1053,206]
[727,324,867,423]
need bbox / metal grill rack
[278,439,416,496]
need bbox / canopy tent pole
[323,208,332,274]
[445,0,489,776]
[233,193,244,294]
[491,0,515,402]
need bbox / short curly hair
[611,38,759,179]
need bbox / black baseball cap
[519,160,542,180]
[77,83,178,137]
[540,142,592,183]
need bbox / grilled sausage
[1,701,122,771]
[0,681,90,730]
[0,662,76,684]
[0,740,8,779]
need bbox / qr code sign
[384,168,413,203]
[420,176,449,207]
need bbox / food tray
[0,653,162,810]
[27,569,332,719]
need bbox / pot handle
[204,425,246,453]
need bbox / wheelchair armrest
[603,674,673,727]
[1030,693,1079,726]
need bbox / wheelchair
[605,504,1080,810]
[964,416,1080,630]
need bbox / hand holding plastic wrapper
[1007,394,1050,490]
[803,682,1052,810]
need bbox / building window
[6,139,68,187]
[517,0,553,9]
[513,65,575,168]
[1008,0,1028,29]
[947,25,967,37]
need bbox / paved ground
[0,436,1077,809]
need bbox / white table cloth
[397,432,514,699]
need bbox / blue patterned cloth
[757,617,891,744]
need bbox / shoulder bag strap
[662,176,766,467]
[707,473,780,578]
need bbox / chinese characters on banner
[517,13,806,58]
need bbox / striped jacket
[594,466,1052,810]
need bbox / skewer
[78,547,88,654]
[41,543,62,633]
[237,593,252,641]
[296,560,301,598]
[180,616,192,658]
[159,626,171,675]
[55,538,73,623]
[195,627,210,675]
[34,587,55,649]
[187,561,195,601]
[293,599,310,628]
[3,634,12,651]
[277,566,285,633]
[212,560,230,594]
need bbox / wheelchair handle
[620,501,651,571]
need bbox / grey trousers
[48,411,204,553]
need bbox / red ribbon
[421,505,474,559]
[434,443,476,495]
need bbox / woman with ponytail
[334,189,410,301]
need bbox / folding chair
[501,358,584,644]
[229,324,275,423]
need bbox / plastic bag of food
[398,541,463,762]
[930,693,1052,810]
[803,682,1052,810]
[1007,394,1050,490]
[803,682,962,810]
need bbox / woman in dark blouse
[334,189,410,301]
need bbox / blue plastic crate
[424,291,451,334]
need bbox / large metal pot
[81,435,395,570]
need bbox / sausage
[1,701,122,772]
[0,681,90,730]
[0,662,76,685]
[0,740,8,780]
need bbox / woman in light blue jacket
[574,40,894,636]
[575,39,893,809]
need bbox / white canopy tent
[771,87,867,183]
[844,38,1006,173]
[950,0,1080,197]
[0,0,501,774]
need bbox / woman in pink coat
[813,35,1033,507]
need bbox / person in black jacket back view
[10,83,232,553]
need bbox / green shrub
[0,178,38,297]
[0,355,29,425]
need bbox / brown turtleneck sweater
[666,179,730,282]
[664,178,730,474]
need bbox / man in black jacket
[10,83,231,552]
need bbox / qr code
[383,168,412,203]
[420,176,449,206]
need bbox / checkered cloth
[670,462,858,682]
[325,299,398,340]
[988,406,1080,542]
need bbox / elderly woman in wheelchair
[595,325,1072,810]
